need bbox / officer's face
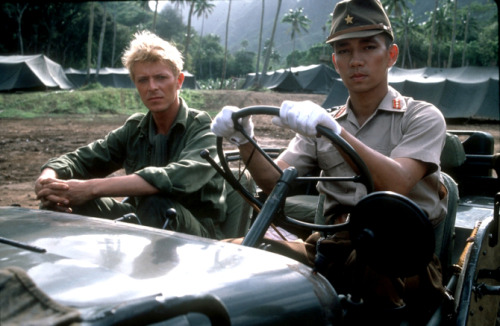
[332,34,398,96]
[133,61,184,114]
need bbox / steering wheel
[208,105,435,277]
[214,106,374,236]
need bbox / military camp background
[1,1,497,80]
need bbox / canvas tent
[65,67,134,88]
[242,64,339,94]
[182,71,200,89]
[322,66,499,121]
[65,68,199,90]
[0,55,74,91]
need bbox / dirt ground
[1,89,498,209]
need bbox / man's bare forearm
[238,142,284,194]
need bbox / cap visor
[326,29,383,44]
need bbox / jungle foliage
[1,1,497,85]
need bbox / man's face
[133,61,184,114]
[332,34,397,95]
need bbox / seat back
[440,133,466,179]
[434,172,459,281]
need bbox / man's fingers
[43,182,70,190]
[55,203,72,213]
[40,196,72,213]
[36,190,68,204]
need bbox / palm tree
[382,0,414,18]
[86,2,95,84]
[425,5,452,67]
[427,0,439,67]
[447,0,458,68]
[434,5,453,67]
[172,0,187,19]
[195,0,215,76]
[392,9,418,68]
[461,7,471,67]
[184,1,196,68]
[382,0,415,68]
[95,3,107,82]
[108,2,118,67]
[281,7,311,67]
[261,0,282,76]
[253,0,265,87]
[185,1,216,70]
[152,0,159,32]
[220,0,232,89]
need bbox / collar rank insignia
[392,98,402,110]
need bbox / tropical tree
[253,0,265,87]
[427,5,453,67]
[262,38,281,70]
[391,9,419,68]
[194,0,215,75]
[95,3,107,81]
[108,3,118,66]
[427,0,439,66]
[86,2,95,84]
[195,33,224,80]
[4,3,28,54]
[461,7,471,67]
[281,7,311,67]
[184,0,197,68]
[261,0,282,78]
[447,0,458,68]
[382,0,414,18]
[228,47,255,77]
[156,6,185,43]
[171,0,187,21]
[220,0,232,89]
[382,0,415,68]
[152,0,159,32]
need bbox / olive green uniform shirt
[279,87,448,225]
[42,98,225,226]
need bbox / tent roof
[388,66,499,83]
[64,68,199,90]
[241,64,338,94]
[0,55,74,91]
[322,66,499,121]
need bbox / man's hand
[36,175,95,213]
[35,168,71,212]
[211,106,254,146]
[35,176,72,212]
[272,100,341,137]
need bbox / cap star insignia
[345,14,354,24]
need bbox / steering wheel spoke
[211,106,375,247]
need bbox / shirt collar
[376,86,407,113]
[337,86,407,119]
[139,97,189,136]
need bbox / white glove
[211,106,254,146]
[272,100,341,137]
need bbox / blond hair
[121,30,184,80]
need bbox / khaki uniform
[256,87,449,318]
[279,86,448,226]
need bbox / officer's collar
[335,86,407,120]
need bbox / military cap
[326,0,393,44]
